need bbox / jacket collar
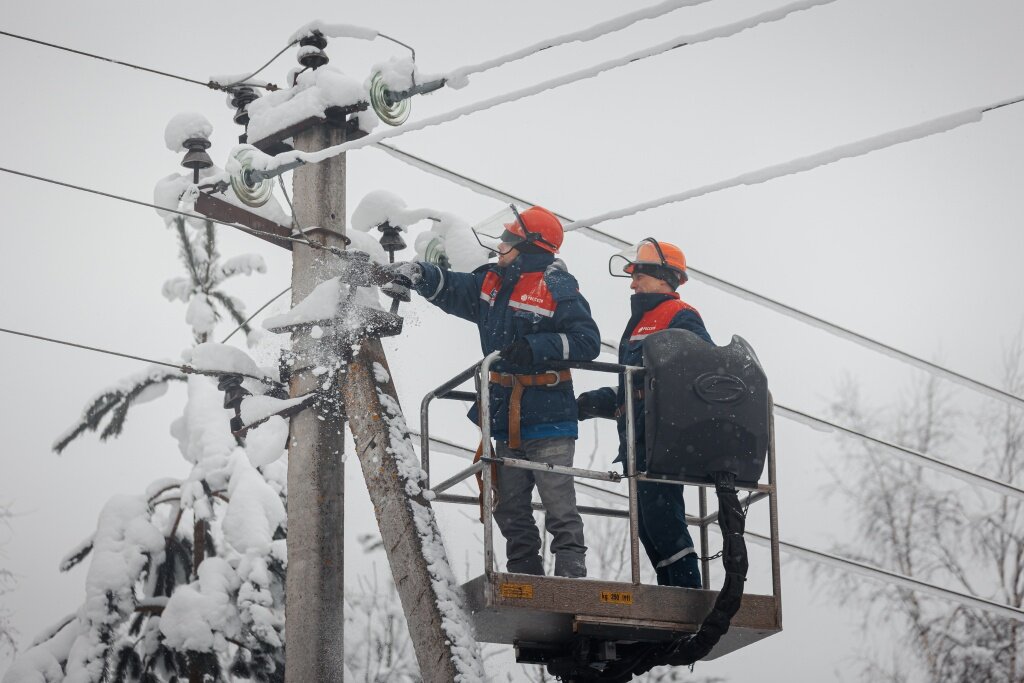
[630,291,679,317]
[495,252,555,278]
[514,252,555,273]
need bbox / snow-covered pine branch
[52,368,184,454]
[8,119,291,682]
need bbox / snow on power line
[373,142,1024,412]
[261,0,839,170]
[442,0,718,88]
[563,93,1024,233]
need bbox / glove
[380,280,411,302]
[576,392,600,420]
[499,339,533,367]
[576,391,613,420]
[383,261,423,287]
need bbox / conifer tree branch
[174,218,203,287]
[208,290,250,335]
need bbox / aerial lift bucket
[419,339,782,681]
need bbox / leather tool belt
[472,369,573,522]
[488,369,573,449]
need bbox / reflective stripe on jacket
[415,252,601,440]
[579,292,712,463]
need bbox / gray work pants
[493,437,587,578]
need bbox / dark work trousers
[493,437,587,577]
[637,480,701,587]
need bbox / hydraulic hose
[588,471,748,681]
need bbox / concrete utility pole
[285,120,349,683]
[209,34,483,682]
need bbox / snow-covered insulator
[180,136,213,183]
[297,31,329,70]
[376,221,407,261]
[368,73,446,127]
[217,374,251,434]
[228,147,275,207]
[423,235,450,270]
[368,71,411,126]
[229,86,260,128]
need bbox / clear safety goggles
[471,203,557,256]
[608,237,671,278]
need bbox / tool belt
[472,369,573,522]
[489,369,573,449]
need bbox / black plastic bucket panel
[643,331,769,486]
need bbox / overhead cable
[443,0,716,87]
[0,29,281,91]
[0,326,280,387]
[221,286,292,343]
[602,339,1024,500]
[0,166,332,254]
[564,94,1024,232]
[266,0,838,170]
[774,404,1024,502]
[744,531,1024,624]
[375,142,1024,411]
[422,428,1024,622]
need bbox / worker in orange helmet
[385,204,601,578]
[576,238,712,588]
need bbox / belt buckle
[545,370,562,386]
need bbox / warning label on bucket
[600,591,634,605]
[500,583,535,599]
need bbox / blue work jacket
[415,253,601,440]
[578,292,712,463]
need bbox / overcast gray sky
[1,0,1022,679]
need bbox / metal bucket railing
[419,352,780,607]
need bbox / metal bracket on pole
[193,192,295,249]
[250,103,370,156]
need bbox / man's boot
[554,551,586,578]
[507,554,544,575]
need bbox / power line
[0,326,185,372]
[421,427,1024,623]
[374,142,1024,411]
[0,326,279,386]
[221,287,292,343]
[442,0,716,87]
[217,42,295,90]
[750,532,1024,624]
[564,94,1024,232]
[0,29,281,91]
[774,403,1024,502]
[267,0,838,171]
[0,166,335,255]
[591,339,1024,500]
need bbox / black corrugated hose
[594,471,748,681]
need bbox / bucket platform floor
[462,572,782,660]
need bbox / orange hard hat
[503,205,563,254]
[609,238,688,286]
